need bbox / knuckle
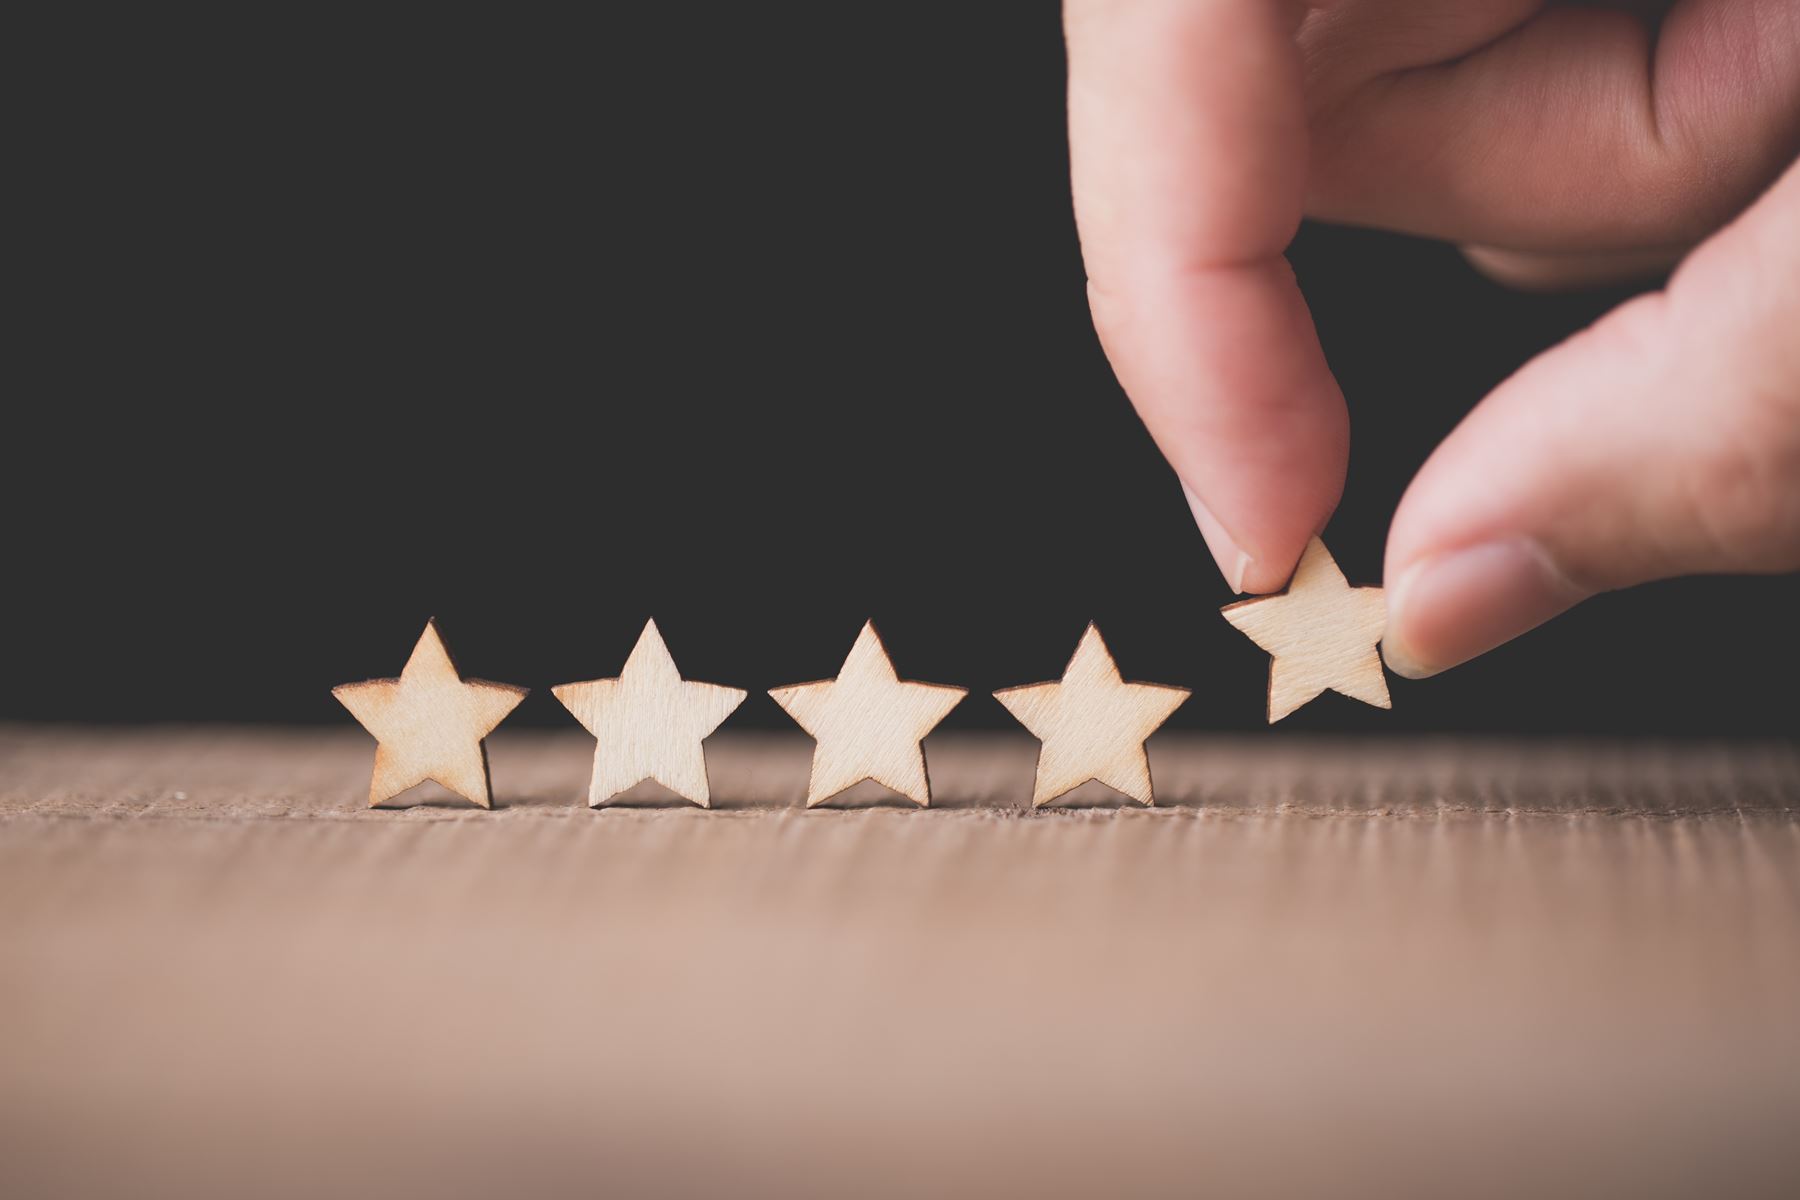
[1690,388,1800,571]
[1083,273,1141,357]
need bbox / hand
[1066,0,1800,677]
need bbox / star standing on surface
[994,623,1190,807]
[1221,537,1391,723]
[769,621,967,807]
[552,619,747,808]
[332,620,528,808]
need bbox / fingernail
[1382,538,1589,679]
[1180,480,1254,594]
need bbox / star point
[994,623,1190,807]
[769,621,966,807]
[1221,538,1391,723]
[552,619,747,808]
[333,619,528,808]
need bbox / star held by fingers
[769,621,967,807]
[1221,537,1390,723]
[994,623,1190,807]
[552,619,747,808]
[332,619,528,809]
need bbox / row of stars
[333,539,1389,809]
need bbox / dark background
[7,7,1795,735]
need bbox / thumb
[1382,156,1800,679]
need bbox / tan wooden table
[3,725,1798,1200]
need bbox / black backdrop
[7,7,1795,734]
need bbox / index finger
[1066,0,1347,593]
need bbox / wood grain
[1221,537,1390,723]
[2,725,1799,1200]
[768,621,967,807]
[331,619,527,808]
[552,619,746,807]
[993,623,1190,806]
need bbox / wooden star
[769,621,967,807]
[1221,537,1390,723]
[993,624,1190,807]
[332,620,528,808]
[552,619,747,808]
